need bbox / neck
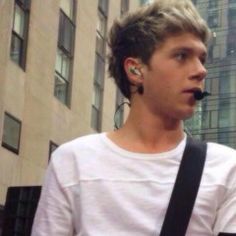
[109,101,185,153]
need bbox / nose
[190,59,207,81]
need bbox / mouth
[183,88,202,94]
[183,88,202,96]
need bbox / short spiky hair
[108,0,211,100]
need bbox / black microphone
[193,90,211,100]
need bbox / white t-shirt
[31,133,236,236]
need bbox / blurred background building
[185,0,236,149]
[0,0,141,233]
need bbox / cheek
[143,68,179,99]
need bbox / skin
[108,33,207,154]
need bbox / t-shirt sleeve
[213,184,236,236]
[31,158,74,236]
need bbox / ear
[124,57,143,85]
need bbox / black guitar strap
[159,137,207,236]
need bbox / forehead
[158,33,207,55]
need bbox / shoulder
[206,142,236,162]
[48,133,105,185]
[51,133,104,160]
[204,142,236,187]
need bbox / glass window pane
[10,34,22,64]
[219,72,230,94]
[0,205,3,235]
[60,0,74,20]
[18,0,31,8]
[63,18,74,54]
[121,0,129,15]
[218,131,230,146]
[13,4,25,38]
[91,105,100,131]
[208,11,219,28]
[62,54,70,80]
[204,78,211,92]
[97,11,106,37]
[2,113,21,153]
[96,32,105,56]
[140,0,154,5]
[228,9,236,28]
[55,50,63,73]
[59,12,75,55]
[49,141,58,162]
[93,84,101,109]
[210,110,218,128]
[209,0,218,8]
[202,111,210,129]
[219,103,230,128]
[55,50,70,81]
[227,30,236,56]
[54,73,68,104]
[94,54,105,85]
[99,0,108,15]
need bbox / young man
[32,0,236,235]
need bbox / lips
[183,88,202,94]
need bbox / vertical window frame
[0,205,3,236]
[91,1,109,132]
[121,0,129,16]
[10,0,30,70]
[54,3,76,107]
[1,112,22,155]
[48,141,59,162]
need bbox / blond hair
[108,0,211,99]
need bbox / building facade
[0,0,140,230]
[186,0,236,149]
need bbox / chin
[174,107,196,120]
[182,109,196,120]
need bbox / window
[60,0,75,20]
[218,130,230,146]
[0,205,3,236]
[121,0,129,16]
[2,113,21,154]
[54,3,75,106]
[208,11,219,28]
[91,54,105,131]
[204,78,211,94]
[58,11,75,55]
[219,71,230,95]
[49,141,58,162]
[227,33,236,56]
[218,101,230,128]
[201,110,209,129]
[1,186,41,235]
[54,49,71,104]
[208,0,218,8]
[140,0,154,5]
[229,0,236,9]
[227,9,236,56]
[99,0,108,14]
[91,0,109,131]
[10,0,31,69]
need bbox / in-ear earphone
[129,67,141,76]
[129,67,144,95]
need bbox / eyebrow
[172,46,208,58]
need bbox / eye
[175,51,188,61]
